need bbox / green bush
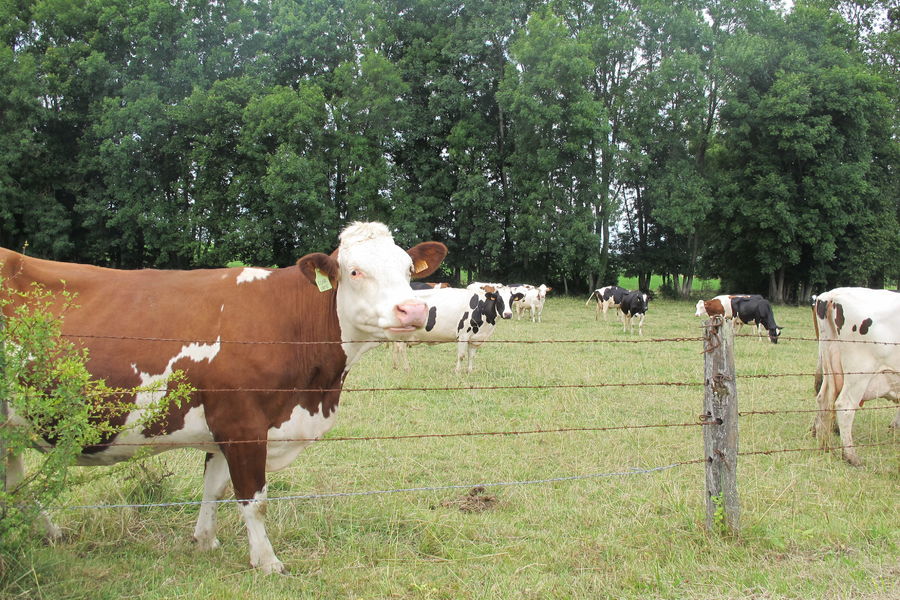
[0,280,191,546]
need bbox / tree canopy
[1,0,897,300]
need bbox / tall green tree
[712,3,898,299]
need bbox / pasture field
[2,297,897,599]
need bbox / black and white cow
[620,291,649,335]
[731,296,782,343]
[586,285,629,321]
[392,285,521,373]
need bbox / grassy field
[2,297,897,599]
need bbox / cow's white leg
[239,486,283,574]
[455,341,467,374]
[638,313,645,336]
[221,434,285,574]
[193,452,231,551]
[834,387,863,467]
[466,343,479,373]
[6,451,63,541]
[890,407,900,430]
[390,341,410,371]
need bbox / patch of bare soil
[440,486,498,513]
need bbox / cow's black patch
[469,294,479,309]
[859,318,873,335]
[425,306,437,332]
[457,311,469,333]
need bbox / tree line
[1,0,897,301]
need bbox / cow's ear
[513,293,525,301]
[297,253,339,289]
[407,242,448,280]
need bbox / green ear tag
[314,268,333,292]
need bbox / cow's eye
[350,269,364,279]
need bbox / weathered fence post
[702,315,739,533]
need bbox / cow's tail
[586,290,598,306]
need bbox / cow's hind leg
[890,407,900,430]
[6,451,62,541]
[833,385,865,467]
[221,437,285,574]
[193,451,231,551]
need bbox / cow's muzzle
[390,300,429,331]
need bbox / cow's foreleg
[390,341,411,371]
[637,313,645,336]
[891,407,900,430]
[223,439,285,574]
[454,341,467,374]
[5,450,63,541]
[193,451,231,551]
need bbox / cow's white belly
[265,404,338,472]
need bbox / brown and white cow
[1,222,447,573]
[811,287,900,466]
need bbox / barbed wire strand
[48,403,899,450]
[58,332,900,346]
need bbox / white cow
[392,285,521,373]
[811,287,900,466]
[514,284,552,322]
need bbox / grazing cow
[0,222,447,574]
[620,291,649,335]
[731,296,781,343]
[811,287,900,466]
[392,285,521,373]
[514,284,552,322]
[587,285,629,321]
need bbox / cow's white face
[336,225,427,337]
[694,300,707,317]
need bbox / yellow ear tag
[314,268,333,292]
[414,260,429,274]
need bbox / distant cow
[694,294,760,320]
[466,283,525,320]
[731,296,781,343]
[587,285,629,321]
[514,284,552,322]
[392,285,522,373]
[1,222,447,574]
[811,288,900,466]
[620,291,649,335]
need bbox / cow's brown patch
[705,299,724,316]
[816,299,828,320]
[859,318,873,335]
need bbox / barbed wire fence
[2,323,897,525]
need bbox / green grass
[2,298,897,599]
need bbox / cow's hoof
[843,452,862,468]
[257,559,286,575]
[193,536,220,551]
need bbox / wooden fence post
[702,315,739,533]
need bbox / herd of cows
[1,221,897,573]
